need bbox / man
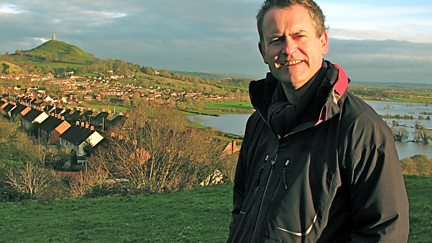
[228,0,409,242]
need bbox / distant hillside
[23,40,97,64]
[170,70,257,81]
[0,40,140,75]
[0,61,25,74]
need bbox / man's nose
[282,39,297,56]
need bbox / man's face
[259,5,328,89]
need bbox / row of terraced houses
[1,96,126,165]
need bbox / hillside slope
[24,40,97,64]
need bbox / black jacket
[228,62,409,242]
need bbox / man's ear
[320,32,329,55]
[258,42,268,64]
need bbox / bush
[85,182,142,198]
[89,102,227,193]
[401,155,432,176]
[0,184,30,202]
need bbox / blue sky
[0,0,431,83]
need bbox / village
[0,71,240,171]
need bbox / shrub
[0,183,30,202]
[401,155,432,176]
[85,182,142,198]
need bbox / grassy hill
[0,40,141,75]
[23,40,97,64]
[0,61,25,74]
[0,176,430,242]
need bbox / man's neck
[280,60,327,111]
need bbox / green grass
[204,101,253,112]
[87,104,131,113]
[25,40,96,64]
[404,175,432,243]
[0,185,232,242]
[0,176,430,242]
[183,101,254,116]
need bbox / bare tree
[6,162,52,197]
[391,127,408,142]
[69,161,109,197]
[90,102,226,192]
[414,128,432,144]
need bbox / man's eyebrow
[291,30,307,35]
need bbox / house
[44,105,56,114]
[21,108,49,131]
[92,111,109,130]
[59,124,104,162]
[80,110,94,122]
[8,103,28,119]
[64,110,82,124]
[1,100,10,110]
[1,103,15,116]
[104,113,126,131]
[38,115,71,145]
[19,106,32,117]
[222,140,241,156]
[52,107,65,115]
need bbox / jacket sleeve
[345,113,409,242]
[228,141,247,237]
[228,113,257,240]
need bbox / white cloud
[321,3,432,43]
[0,4,25,15]
[33,37,50,44]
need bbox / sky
[0,0,432,84]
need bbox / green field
[87,104,131,113]
[204,101,253,111]
[0,176,430,242]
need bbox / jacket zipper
[251,149,279,238]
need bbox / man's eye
[270,37,282,43]
[294,34,307,39]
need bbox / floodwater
[189,101,431,159]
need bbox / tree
[414,128,432,144]
[6,162,53,197]
[88,102,227,192]
[391,127,408,142]
[1,63,10,74]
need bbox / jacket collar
[249,61,349,135]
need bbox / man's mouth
[275,59,303,68]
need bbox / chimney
[51,33,56,40]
